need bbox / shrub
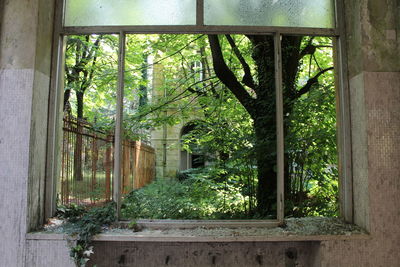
[121,173,248,220]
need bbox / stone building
[1,0,400,266]
[150,62,204,179]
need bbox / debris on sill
[42,217,366,238]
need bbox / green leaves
[285,37,338,217]
[57,202,116,266]
[121,173,251,220]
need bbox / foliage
[56,203,86,223]
[65,35,119,133]
[285,37,338,217]
[122,172,251,220]
[63,33,339,219]
[177,91,260,216]
[56,202,116,267]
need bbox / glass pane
[119,34,278,220]
[64,0,196,26]
[283,36,338,217]
[120,35,156,199]
[58,34,119,206]
[205,0,335,28]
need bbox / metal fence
[59,115,155,206]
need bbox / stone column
[0,0,54,265]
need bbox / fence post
[122,140,131,194]
[61,117,67,204]
[91,136,98,204]
[105,135,112,201]
[65,117,71,205]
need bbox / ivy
[56,202,116,267]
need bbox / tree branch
[299,37,315,59]
[300,42,333,59]
[81,36,102,92]
[208,35,254,115]
[295,67,334,98]
[224,35,256,89]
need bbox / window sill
[26,231,369,243]
[27,217,369,243]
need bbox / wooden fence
[59,115,155,206]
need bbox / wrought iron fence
[59,115,155,206]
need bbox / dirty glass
[204,0,335,28]
[64,0,196,26]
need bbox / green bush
[56,203,86,223]
[121,173,249,220]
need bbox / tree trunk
[74,91,84,181]
[249,36,278,216]
[254,117,277,216]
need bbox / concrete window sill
[27,217,369,243]
[26,231,370,243]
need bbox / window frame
[45,0,353,226]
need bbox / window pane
[283,36,338,217]
[58,35,119,206]
[120,34,278,220]
[204,0,335,28]
[64,0,196,26]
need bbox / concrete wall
[319,0,400,265]
[0,0,54,266]
[25,239,74,266]
[320,72,400,266]
[87,241,321,267]
[0,0,399,266]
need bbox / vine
[56,202,116,266]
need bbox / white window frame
[45,0,353,227]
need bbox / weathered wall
[87,241,321,267]
[345,0,400,232]
[319,0,400,265]
[25,239,74,266]
[0,0,54,266]
[345,0,400,77]
[320,72,400,266]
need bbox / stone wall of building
[150,63,203,178]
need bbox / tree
[64,35,118,181]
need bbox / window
[46,0,352,226]
[180,122,206,171]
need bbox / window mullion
[333,36,353,223]
[113,31,126,219]
[45,0,66,219]
[336,0,353,223]
[274,33,284,223]
[196,0,204,26]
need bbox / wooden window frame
[45,0,353,227]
